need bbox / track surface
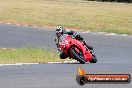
[0,23,132,88]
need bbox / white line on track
[6,22,11,25]
[0,22,132,37]
[80,31,132,37]
[93,32,106,34]
[15,24,20,26]
[2,48,7,50]
[63,60,77,63]
[47,62,62,64]
[121,34,128,36]
[33,25,38,28]
[0,63,39,66]
[0,60,79,66]
[105,33,117,36]
[47,60,78,64]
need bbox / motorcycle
[56,34,97,64]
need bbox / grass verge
[0,0,132,34]
[0,48,66,64]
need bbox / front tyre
[69,48,85,64]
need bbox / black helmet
[56,26,64,37]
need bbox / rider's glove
[75,34,83,40]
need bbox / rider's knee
[60,52,67,59]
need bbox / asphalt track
[0,23,132,88]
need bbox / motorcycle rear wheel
[89,55,97,63]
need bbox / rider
[55,26,93,59]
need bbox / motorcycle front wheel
[69,48,85,64]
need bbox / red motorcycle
[58,34,97,64]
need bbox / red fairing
[70,37,92,62]
[59,34,92,62]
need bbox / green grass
[0,48,66,64]
[0,0,132,34]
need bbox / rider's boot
[60,52,68,59]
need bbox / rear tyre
[69,48,85,64]
[89,55,97,63]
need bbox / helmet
[56,26,64,37]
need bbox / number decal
[65,40,68,44]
